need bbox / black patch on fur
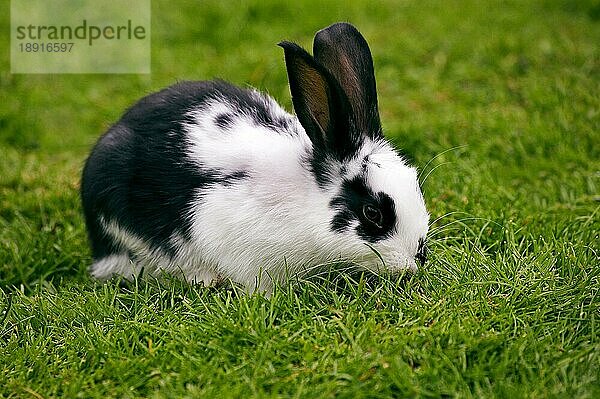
[81,80,258,259]
[329,175,396,243]
[214,113,234,129]
[415,237,427,266]
[204,81,293,132]
[221,170,250,186]
[310,150,334,187]
[272,117,291,131]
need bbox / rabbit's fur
[81,23,429,292]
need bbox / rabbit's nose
[415,238,427,267]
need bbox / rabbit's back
[81,80,314,286]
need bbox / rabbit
[81,22,429,293]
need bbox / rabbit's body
[84,80,367,290]
[82,23,429,292]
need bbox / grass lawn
[1,0,599,397]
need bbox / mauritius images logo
[11,0,151,74]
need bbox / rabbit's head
[280,23,429,274]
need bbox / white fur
[91,217,223,286]
[90,254,137,280]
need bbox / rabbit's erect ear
[279,41,360,160]
[313,22,382,140]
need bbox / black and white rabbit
[81,22,429,292]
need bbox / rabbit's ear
[279,41,360,161]
[313,23,382,140]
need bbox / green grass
[1,0,599,397]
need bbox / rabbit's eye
[362,204,383,228]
